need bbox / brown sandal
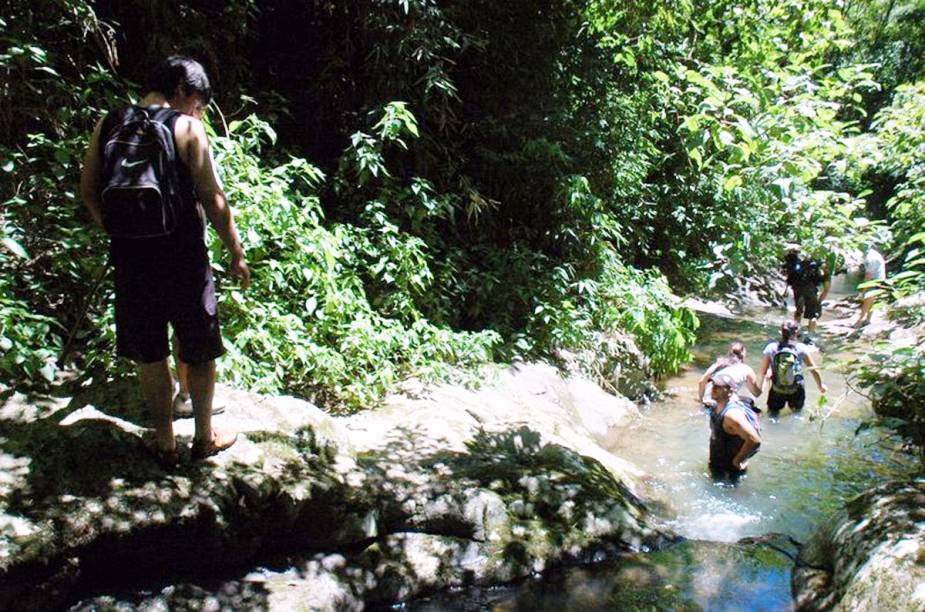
[191,429,238,460]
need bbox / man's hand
[230,254,251,290]
[733,458,749,471]
[819,382,828,394]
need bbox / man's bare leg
[854,295,875,328]
[139,359,175,451]
[176,358,190,397]
[808,318,817,333]
[172,334,190,398]
[186,359,237,453]
[187,359,216,445]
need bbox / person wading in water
[757,320,827,416]
[708,371,762,480]
[697,341,764,411]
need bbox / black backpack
[99,106,182,238]
[788,257,824,289]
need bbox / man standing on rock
[80,56,248,466]
[708,371,762,480]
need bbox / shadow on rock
[0,386,346,611]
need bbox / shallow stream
[413,281,920,610]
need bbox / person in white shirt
[698,341,764,409]
[853,246,887,328]
[756,321,827,415]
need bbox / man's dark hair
[144,56,212,104]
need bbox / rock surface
[0,363,663,609]
[792,479,925,611]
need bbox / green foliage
[842,0,925,117]
[0,1,124,384]
[847,79,925,448]
[853,335,925,449]
[203,111,502,409]
[5,0,924,412]
[872,82,925,247]
[845,81,925,301]
[520,244,698,378]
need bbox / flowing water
[413,277,921,610]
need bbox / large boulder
[792,480,925,611]
[0,363,661,609]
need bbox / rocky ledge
[792,479,925,611]
[0,363,666,610]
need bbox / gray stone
[0,363,662,610]
[793,480,925,611]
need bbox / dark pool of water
[409,538,797,611]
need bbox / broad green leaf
[688,147,703,168]
[2,238,28,259]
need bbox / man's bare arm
[724,410,761,469]
[819,278,831,301]
[79,119,105,227]
[178,116,251,289]
[756,355,771,388]
[697,363,720,401]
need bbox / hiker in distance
[79,56,250,467]
[756,321,827,416]
[782,245,831,337]
[708,371,762,480]
[853,243,887,328]
[697,341,764,411]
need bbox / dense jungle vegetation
[1,1,924,416]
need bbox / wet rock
[557,332,655,400]
[792,480,925,611]
[1,363,659,609]
[683,297,737,318]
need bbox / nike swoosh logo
[121,159,148,169]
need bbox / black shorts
[794,287,821,320]
[768,386,806,412]
[112,239,224,365]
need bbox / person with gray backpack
[756,321,827,415]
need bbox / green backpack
[771,344,803,393]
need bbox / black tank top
[709,400,760,473]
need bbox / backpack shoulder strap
[775,342,796,356]
[98,106,134,157]
[145,107,182,161]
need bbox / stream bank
[0,363,666,610]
